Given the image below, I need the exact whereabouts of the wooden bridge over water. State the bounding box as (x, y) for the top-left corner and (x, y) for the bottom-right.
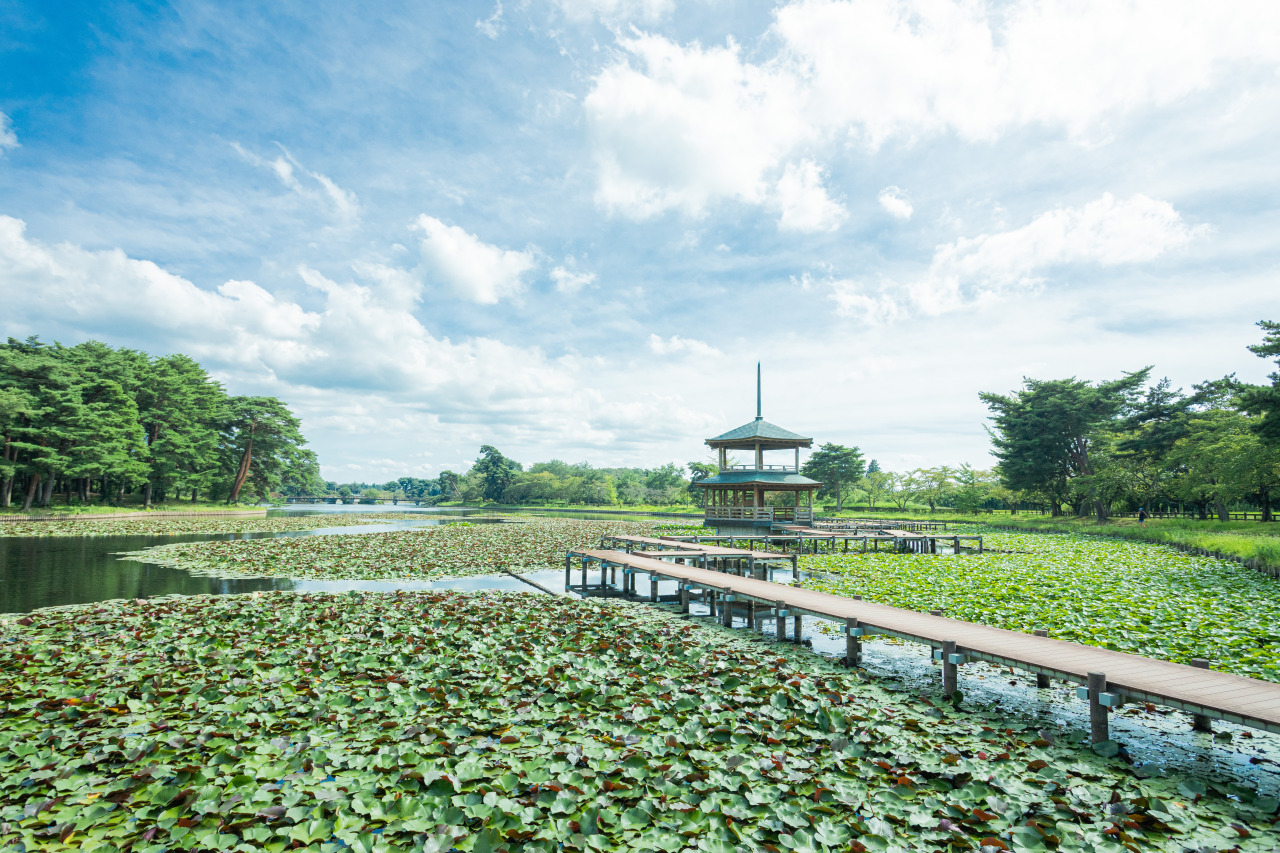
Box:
(564, 544), (1280, 743)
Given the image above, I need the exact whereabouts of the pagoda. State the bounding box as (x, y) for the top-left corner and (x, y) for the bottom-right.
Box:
(697, 365), (821, 528)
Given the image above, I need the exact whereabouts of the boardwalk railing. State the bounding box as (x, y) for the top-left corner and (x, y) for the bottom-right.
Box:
(564, 549), (1280, 743)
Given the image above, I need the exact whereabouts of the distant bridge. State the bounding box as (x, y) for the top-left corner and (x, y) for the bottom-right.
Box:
(282, 495), (430, 505)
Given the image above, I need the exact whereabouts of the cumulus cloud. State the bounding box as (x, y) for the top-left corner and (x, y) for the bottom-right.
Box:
(553, 0), (674, 24)
(585, 33), (808, 219)
(0, 215), (576, 402)
(232, 142), (359, 224)
(832, 193), (1208, 320)
(551, 263), (597, 294)
(413, 215), (537, 304)
(476, 2), (504, 38)
(775, 160), (847, 232)
(585, 0), (1280, 220)
(0, 113), (17, 153)
(647, 333), (721, 357)
(877, 186), (913, 220)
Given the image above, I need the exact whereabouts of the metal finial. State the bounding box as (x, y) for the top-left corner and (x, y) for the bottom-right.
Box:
(747, 361), (757, 417)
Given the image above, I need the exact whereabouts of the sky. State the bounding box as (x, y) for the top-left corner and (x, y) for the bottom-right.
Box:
(3, 0), (1280, 482)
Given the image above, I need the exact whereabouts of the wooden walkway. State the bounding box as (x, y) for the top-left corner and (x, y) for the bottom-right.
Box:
(661, 528), (983, 555)
(599, 534), (798, 577)
(565, 549), (1280, 741)
(814, 519), (951, 533)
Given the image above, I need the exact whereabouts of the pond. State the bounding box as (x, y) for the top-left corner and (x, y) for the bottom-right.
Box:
(0, 506), (601, 614)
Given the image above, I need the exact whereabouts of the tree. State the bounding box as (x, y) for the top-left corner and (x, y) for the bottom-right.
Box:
(1240, 320), (1280, 448)
(859, 470), (891, 509)
(981, 369), (1150, 521)
(474, 445), (520, 502)
(913, 466), (955, 513)
(686, 462), (717, 507)
(886, 471), (918, 510)
(800, 444), (865, 511)
(222, 396), (311, 503)
(436, 470), (460, 499)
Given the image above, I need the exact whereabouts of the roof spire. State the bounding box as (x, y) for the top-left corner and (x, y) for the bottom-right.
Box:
(756, 362), (762, 420)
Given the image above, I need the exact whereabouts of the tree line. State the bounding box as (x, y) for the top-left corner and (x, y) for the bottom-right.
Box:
(0, 337), (322, 510)
(346, 446), (708, 507)
(981, 321), (1280, 521)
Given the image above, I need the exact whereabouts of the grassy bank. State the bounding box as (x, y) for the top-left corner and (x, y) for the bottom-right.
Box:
(0, 500), (272, 518)
(977, 515), (1280, 573)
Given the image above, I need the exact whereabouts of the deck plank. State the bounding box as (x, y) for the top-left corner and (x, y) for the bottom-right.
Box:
(568, 549), (1280, 731)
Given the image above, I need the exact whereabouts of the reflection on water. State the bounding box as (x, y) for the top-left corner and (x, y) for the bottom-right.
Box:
(0, 506), (500, 614)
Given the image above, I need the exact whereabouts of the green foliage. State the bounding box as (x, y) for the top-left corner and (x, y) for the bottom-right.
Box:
(0, 337), (317, 510)
(0, 514), (399, 538)
(806, 530), (1280, 681)
(981, 370), (1150, 518)
(1240, 319), (1280, 448)
(2, 591), (1275, 852)
(800, 443), (865, 510)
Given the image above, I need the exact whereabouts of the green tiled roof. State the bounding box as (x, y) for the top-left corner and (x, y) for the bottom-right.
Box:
(696, 470), (821, 487)
(706, 417), (812, 446)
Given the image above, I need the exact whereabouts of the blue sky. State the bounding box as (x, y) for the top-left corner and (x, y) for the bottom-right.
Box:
(3, 0), (1280, 481)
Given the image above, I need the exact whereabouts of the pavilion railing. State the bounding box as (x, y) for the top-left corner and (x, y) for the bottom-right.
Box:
(704, 506), (814, 523)
(721, 464), (799, 473)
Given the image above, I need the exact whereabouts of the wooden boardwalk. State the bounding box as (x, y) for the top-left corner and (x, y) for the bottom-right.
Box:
(660, 528), (983, 555)
(565, 549), (1280, 741)
(599, 534), (798, 577)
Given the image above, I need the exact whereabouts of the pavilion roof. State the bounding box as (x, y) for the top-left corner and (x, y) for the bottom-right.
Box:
(696, 470), (821, 488)
(705, 417), (813, 450)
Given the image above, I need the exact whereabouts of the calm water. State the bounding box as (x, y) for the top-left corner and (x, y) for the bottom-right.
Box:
(0, 506), (537, 614)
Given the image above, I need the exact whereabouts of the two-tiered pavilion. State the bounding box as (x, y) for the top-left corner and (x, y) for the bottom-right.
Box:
(697, 368), (821, 528)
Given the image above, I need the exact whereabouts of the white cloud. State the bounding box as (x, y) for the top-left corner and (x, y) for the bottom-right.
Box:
(832, 193), (1208, 319)
(585, 33), (809, 219)
(551, 263), (597, 294)
(0, 113), (17, 153)
(775, 160), (847, 232)
(413, 215), (537, 304)
(553, 0), (674, 24)
(877, 186), (913, 220)
(476, 2), (504, 38)
(231, 142), (359, 224)
(584, 0), (1280, 220)
(647, 333), (721, 357)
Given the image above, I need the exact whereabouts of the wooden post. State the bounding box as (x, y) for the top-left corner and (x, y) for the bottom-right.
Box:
(564, 553), (572, 592)
(722, 593), (733, 627)
(845, 618), (860, 667)
(649, 577), (658, 603)
(942, 640), (958, 697)
(1033, 630), (1051, 687)
(708, 590), (717, 619)
(775, 604), (787, 642)
(929, 609), (943, 616)
(680, 584), (690, 614)
(746, 600), (756, 629)
(793, 614), (802, 644)
(1087, 672), (1109, 744)
(1190, 659), (1213, 732)
(580, 557), (587, 590)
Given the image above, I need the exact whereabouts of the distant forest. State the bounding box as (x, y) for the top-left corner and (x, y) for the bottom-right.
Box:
(0, 337), (321, 510)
